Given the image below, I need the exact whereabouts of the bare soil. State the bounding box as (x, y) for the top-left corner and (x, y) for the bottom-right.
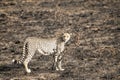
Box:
(0, 0), (120, 80)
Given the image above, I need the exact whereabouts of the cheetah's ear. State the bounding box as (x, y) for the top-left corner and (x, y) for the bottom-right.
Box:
(63, 32), (72, 36)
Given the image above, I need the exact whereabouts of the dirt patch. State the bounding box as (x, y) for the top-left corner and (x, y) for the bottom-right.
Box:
(0, 0), (120, 80)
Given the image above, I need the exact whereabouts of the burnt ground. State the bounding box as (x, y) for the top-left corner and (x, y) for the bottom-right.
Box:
(0, 0), (120, 80)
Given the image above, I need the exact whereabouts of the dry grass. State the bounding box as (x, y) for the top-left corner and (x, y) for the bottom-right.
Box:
(0, 0), (120, 80)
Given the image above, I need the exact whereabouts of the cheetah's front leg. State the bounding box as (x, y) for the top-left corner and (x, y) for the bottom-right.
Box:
(54, 54), (64, 71)
(57, 55), (64, 71)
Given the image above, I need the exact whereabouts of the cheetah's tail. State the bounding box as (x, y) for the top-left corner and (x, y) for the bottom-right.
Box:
(12, 40), (28, 65)
(12, 59), (22, 64)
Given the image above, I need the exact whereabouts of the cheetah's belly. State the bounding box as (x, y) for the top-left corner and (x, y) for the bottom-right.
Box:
(37, 41), (56, 55)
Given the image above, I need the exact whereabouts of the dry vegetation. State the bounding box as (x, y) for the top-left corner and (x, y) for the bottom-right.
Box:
(0, 0), (120, 80)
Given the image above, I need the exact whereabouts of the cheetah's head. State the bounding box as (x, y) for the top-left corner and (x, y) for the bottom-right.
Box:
(62, 33), (71, 43)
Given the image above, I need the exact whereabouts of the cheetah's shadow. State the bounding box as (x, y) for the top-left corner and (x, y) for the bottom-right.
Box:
(0, 63), (22, 72)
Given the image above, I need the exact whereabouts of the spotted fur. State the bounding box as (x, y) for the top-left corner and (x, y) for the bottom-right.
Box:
(13, 33), (71, 73)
